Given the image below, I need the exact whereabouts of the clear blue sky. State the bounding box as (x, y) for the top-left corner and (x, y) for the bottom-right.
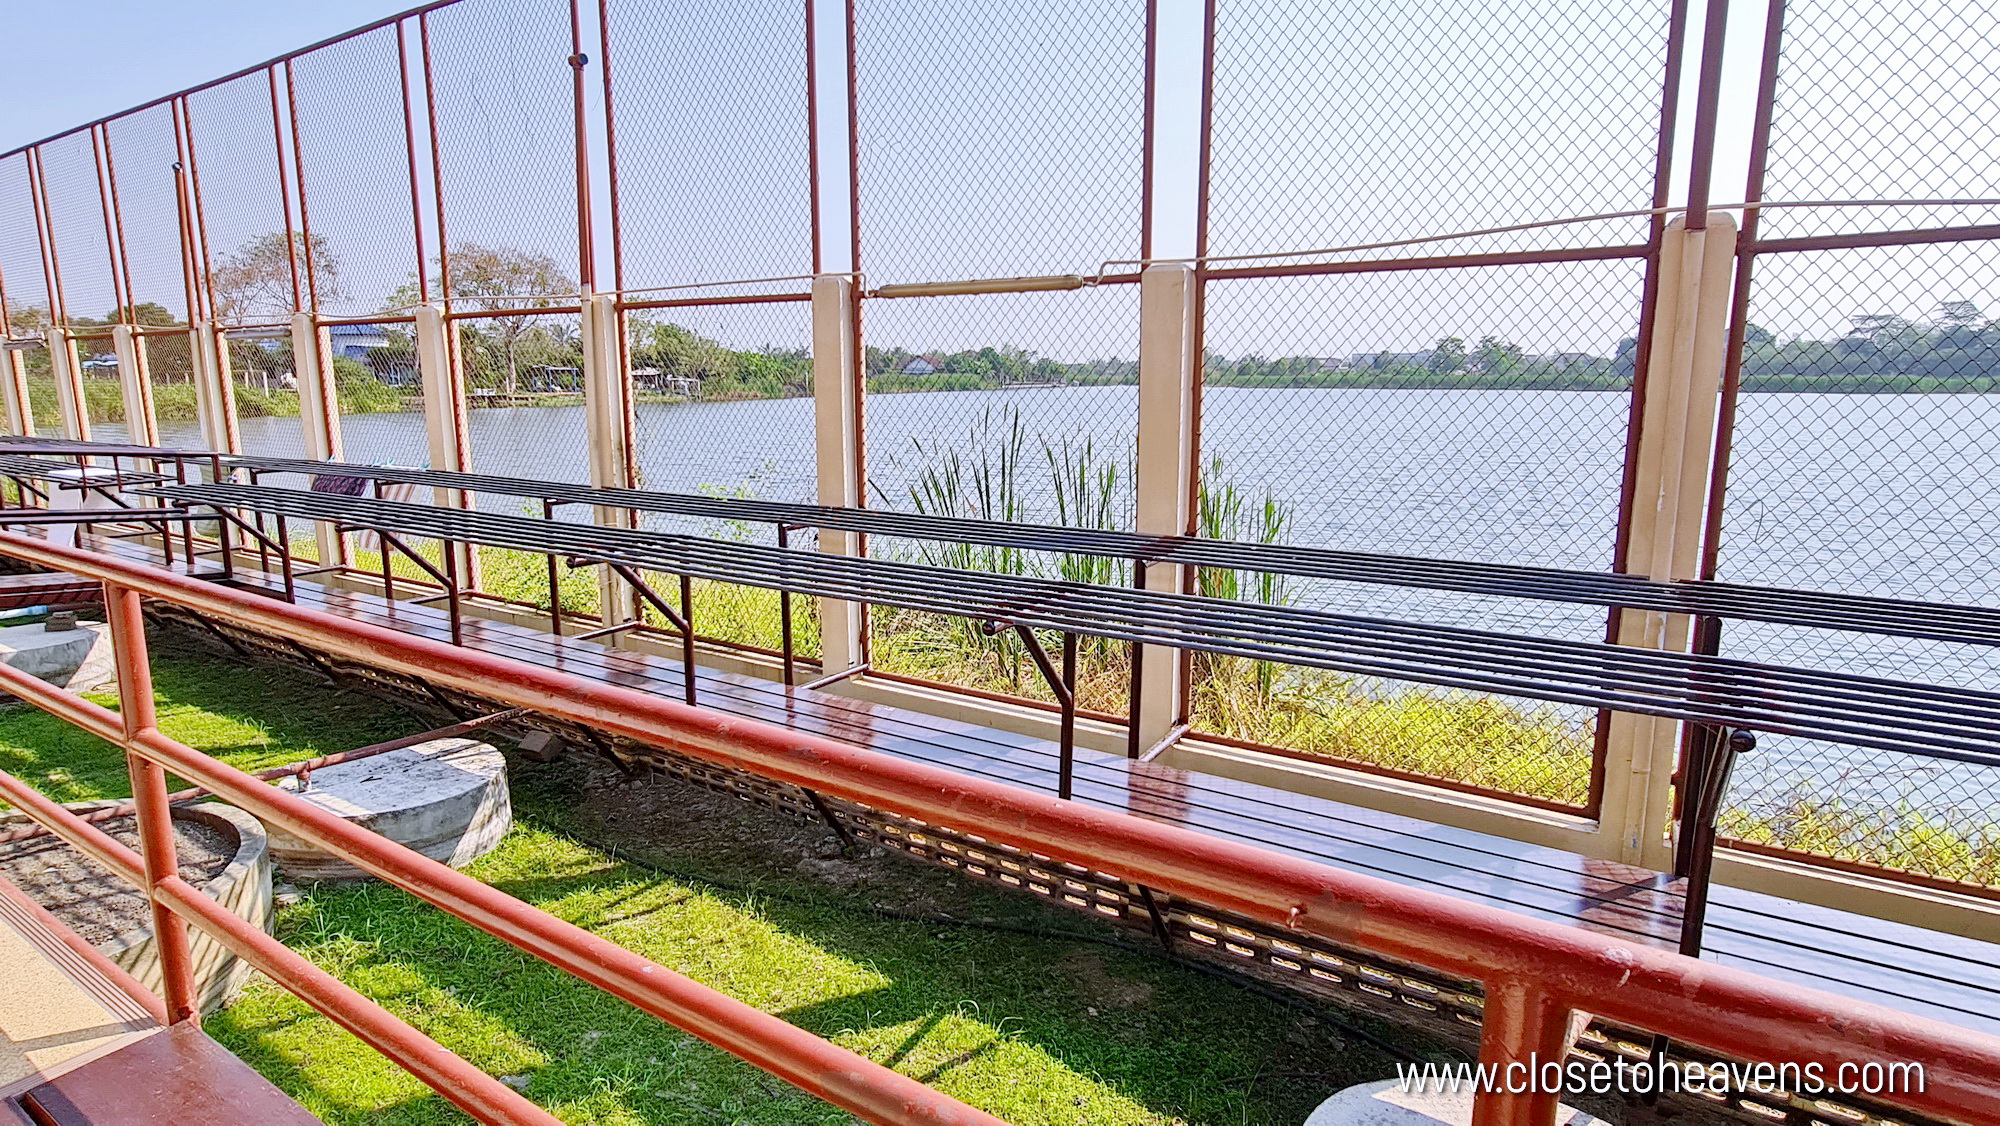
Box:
(2, 0), (405, 153)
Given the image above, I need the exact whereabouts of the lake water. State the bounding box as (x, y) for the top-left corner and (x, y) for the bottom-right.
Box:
(131, 385), (2000, 816)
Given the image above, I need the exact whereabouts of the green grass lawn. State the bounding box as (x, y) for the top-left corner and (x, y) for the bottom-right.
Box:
(0, 640), (1428, 1125)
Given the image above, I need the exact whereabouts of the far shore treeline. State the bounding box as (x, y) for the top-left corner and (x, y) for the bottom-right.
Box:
(11, 233), (2000, 421)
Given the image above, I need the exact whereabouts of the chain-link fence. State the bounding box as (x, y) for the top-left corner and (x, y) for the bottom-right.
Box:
(600, 0), (817, 287)
(1706, 0), (2000, 887)
(1191, 261), (1651, 807)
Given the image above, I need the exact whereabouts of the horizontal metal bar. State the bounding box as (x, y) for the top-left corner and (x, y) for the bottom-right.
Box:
(798, 662), (869, 692)
(571, 621), (643, 641)
(0, 606), (1008, 1126)
(1753, 222), (2000, 254)
(1199, 243), (1652, 280)
(1137, 722), (1192, 763)
(872, 274), (1089, 298)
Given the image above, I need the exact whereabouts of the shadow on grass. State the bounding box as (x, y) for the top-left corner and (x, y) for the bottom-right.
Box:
(210, 819), (1428, 1126)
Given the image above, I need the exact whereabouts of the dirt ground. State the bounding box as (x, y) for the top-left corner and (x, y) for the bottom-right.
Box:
(0, 816), (232, 945)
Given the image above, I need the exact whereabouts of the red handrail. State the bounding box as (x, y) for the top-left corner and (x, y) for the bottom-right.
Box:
(0, 577), (1007, 1126)
(1, 533), (1997, 1126)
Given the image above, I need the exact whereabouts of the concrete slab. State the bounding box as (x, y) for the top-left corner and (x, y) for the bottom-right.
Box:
(0, 622), (114, 696)
(1304, 1079), (1604, 1126)
(264, 737), (511, 882)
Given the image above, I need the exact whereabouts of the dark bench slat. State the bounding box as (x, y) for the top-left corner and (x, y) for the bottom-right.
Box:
(144, 481), (2000, 766)
(227, 454), (2000, 647)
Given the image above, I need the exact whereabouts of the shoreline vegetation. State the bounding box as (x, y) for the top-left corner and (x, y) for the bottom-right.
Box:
(44, 367), (2000, 430)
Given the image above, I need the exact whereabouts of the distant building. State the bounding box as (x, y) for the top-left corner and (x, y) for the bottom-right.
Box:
(328, 323), (392, 360)
(900, 355), (944, 375)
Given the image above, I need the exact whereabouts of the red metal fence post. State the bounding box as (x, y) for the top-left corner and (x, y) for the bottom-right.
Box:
(1469, 981), (1575, 1126)
(105, 581), (200, 1022)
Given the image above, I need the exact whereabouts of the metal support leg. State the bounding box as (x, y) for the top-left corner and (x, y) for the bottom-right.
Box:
(1673, 725), (1753, 958)
(105, 584), (198, 1023)
(1011, 624), (1078, 800)
(803, 789), (857, 852)
(679, 573), (697, 705)
(542, 501), (562, 636)
(378, 531), (461, 646)
(777, 525), (796, 686)
(604, 563), (697, 704)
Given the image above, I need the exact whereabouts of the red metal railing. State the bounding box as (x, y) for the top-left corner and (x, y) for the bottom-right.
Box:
(0, 536), (1997, 1126)
(0, 573), (1008, 1126)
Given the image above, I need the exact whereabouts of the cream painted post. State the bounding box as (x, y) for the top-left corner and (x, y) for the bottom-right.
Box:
(583, 293), (640, 629)
(47, 329), (88, 441)
(414, 303), (477, 582)
(190, 324), (240, 454)
(1, 348), (32, 436)
(1598, 212), (1739, 868)
(812, 275), (865, 675)
(111, 326), (158, 447)
(1132, 263), (1198, 747)
(291, 313), (347, 565)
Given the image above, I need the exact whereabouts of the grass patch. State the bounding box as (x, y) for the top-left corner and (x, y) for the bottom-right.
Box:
(0, 648), (427, 801)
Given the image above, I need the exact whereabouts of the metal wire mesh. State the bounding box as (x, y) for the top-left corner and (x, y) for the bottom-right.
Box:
(326, 321), (428, 468)
(1704, 0), (2000, 886)
(425, 0), (582, 302)
(3, 0), (1996, 895)
(859, 286), (1141, 712)
(626, 300), (816, 505)
(1753, 0), (2000, 242)
(849, 0), (1148, 282)
(0, 153), (53, 333)
(185, 74), (298, 326)
(600, 0), (815, 288)
(1202, 0), (1676, 260)
(287, 26), (425, 319)
(619, 298), (819, 657)
(1188, 263), (1647, 805)
(142, 330), (205, 449)
(72, 336), (127, 438)
(226, 341), (313, 461)
(1714, 241), (2000, 883)
(34, 134), (118, 328)
(456, 311), (589, 483)
(102, 105), (189, 325)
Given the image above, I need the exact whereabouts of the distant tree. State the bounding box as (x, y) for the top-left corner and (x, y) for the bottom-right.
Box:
(392, 244), (577, 394)
(630, 320), (736, 382)
(7, 305), (49, 336)
(1936, 300), (1984, 327)
(1743, 322), (1775, 346)
(1428, 336), (1466, 374)
(210, 232), (342, 322)
(1471, 336), (1524, 375)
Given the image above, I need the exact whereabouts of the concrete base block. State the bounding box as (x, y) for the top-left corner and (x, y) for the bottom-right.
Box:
(264, 737), (511, 882)
(101, 804), (273, 1015)
(0, 621), (114, 695)
(1305, 1079), (1604, 1126)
